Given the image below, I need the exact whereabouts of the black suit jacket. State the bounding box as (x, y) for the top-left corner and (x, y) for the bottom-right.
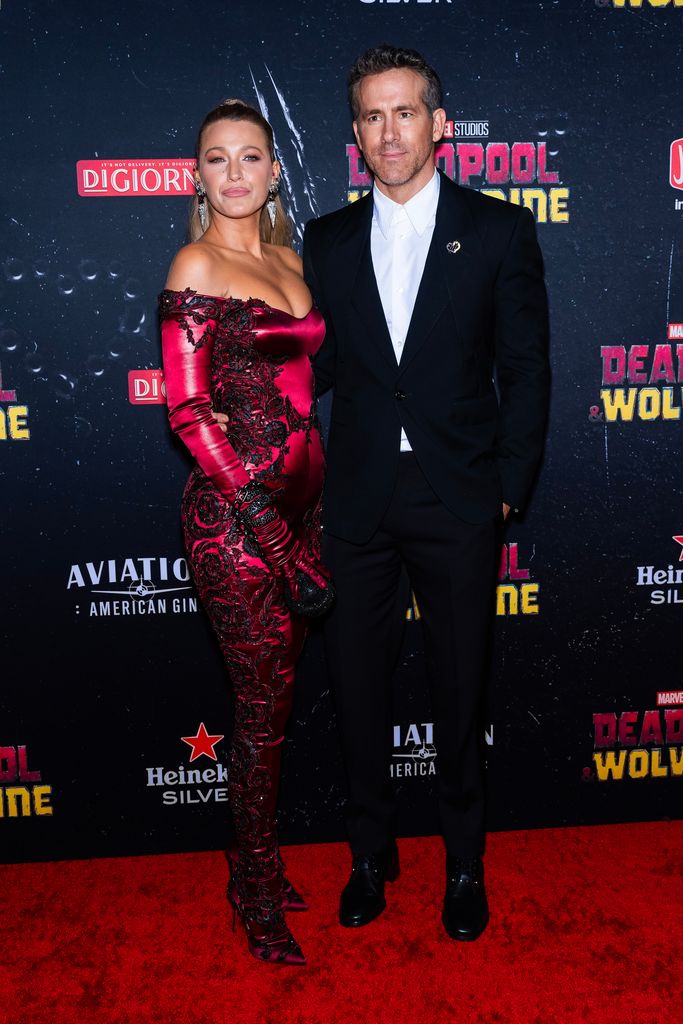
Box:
(303, 170), (550, 545)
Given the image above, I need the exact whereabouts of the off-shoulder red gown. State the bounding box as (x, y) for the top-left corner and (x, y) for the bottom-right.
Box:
(159, 287), (325, 912)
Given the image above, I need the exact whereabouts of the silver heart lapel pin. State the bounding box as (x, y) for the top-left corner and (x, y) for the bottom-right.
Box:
(446, 240), (461, 254)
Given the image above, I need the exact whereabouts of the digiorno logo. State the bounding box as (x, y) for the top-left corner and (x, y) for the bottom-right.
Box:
(0, 745), (52, 819)
(0, 364), (30, 442)
(129, 369), (166, 405)
(145, 723), (229, 807)
(67, 556), (198, 617)
(587, 693), (683, 783)
(76, 159), (195, 197)
(635, 535), (683, 606)
(593, 324), (683, 422)
(347, 117), (570, 224)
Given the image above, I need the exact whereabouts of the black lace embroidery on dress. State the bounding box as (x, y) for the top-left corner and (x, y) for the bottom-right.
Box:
(209, 298), (316, 487)
(159, 287), (227, 351)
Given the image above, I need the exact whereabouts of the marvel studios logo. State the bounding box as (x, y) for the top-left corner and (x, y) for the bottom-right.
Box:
(443, 120), (489, 139)
(129, 369), (166, 405)
(657, 691), (683, 706)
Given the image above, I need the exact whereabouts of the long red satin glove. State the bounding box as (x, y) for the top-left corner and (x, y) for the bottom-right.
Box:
(234, 483), (329, 595)
(160, 294), (325, 596)
(160, 297), (252, 501)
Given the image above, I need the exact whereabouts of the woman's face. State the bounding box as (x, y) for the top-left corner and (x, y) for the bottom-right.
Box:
(197, 118), (279, 224)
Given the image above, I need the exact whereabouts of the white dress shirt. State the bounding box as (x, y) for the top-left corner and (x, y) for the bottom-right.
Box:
(370, 169), (440, 452)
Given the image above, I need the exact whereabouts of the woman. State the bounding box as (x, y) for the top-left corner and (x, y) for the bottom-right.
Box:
(159, 99), (331, 966)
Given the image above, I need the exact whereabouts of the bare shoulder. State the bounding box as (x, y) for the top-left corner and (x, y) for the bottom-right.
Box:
(270, 244), (303, 276)
(164, 243), (219, 293)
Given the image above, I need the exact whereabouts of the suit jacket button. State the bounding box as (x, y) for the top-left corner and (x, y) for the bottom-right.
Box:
(395, 390), (407, 400)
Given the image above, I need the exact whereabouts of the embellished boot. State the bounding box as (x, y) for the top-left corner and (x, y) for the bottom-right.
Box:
(228, 853), (306, 966)
(227, 845), (308, 913)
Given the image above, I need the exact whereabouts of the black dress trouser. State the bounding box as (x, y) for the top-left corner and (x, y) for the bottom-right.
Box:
(323, 452), (500, 860)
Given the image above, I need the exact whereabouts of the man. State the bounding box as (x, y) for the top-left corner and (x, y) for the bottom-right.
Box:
(302, 45), (550, 941)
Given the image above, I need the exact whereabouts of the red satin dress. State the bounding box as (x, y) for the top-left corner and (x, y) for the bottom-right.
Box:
(159, 287), (325, 906)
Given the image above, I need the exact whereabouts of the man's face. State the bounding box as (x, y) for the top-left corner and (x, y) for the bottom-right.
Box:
(353, 68), (446, 199)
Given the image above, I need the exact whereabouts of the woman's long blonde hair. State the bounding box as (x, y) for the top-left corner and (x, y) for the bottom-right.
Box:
(189, 99), (293, 247)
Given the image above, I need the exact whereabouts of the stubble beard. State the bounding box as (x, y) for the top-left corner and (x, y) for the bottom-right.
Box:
(364, 145), (433, 190)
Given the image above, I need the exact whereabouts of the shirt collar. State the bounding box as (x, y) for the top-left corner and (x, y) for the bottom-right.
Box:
(372, 168), (440, 240)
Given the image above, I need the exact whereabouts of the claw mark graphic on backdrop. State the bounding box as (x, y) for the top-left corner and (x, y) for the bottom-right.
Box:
(249, 64), (320, 244)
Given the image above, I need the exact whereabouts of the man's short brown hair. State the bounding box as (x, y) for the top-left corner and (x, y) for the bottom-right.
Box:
(348, 45), (443, 119)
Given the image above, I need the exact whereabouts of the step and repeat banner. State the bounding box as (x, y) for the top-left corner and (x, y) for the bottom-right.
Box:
(2, 0), (682, 863)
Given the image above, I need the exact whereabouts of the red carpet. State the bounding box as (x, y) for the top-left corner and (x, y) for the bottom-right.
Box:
(2, 822), (681, 1024)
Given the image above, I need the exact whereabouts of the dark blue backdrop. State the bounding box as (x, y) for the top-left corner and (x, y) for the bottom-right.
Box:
(2, 0), (682, 862)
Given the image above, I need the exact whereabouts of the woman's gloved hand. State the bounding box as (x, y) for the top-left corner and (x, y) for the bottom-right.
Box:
(234, 482), (334, 617)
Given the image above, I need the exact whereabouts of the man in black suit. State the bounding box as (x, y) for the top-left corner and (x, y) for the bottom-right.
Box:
(303, 45), (549, 940)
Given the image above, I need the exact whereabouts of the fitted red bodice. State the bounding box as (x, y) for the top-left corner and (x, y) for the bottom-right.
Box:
(159, 288), (325, 519)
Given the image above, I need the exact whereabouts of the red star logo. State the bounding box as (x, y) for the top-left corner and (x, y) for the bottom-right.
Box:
(181, 722), (224, 762)
(674, 536), (683, 562)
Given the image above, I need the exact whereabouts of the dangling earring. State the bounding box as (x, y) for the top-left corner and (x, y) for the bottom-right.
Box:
(195, 179), (208, 232)
(267, 180), (279, 230)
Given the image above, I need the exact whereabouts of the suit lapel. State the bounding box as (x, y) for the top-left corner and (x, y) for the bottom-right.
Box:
(398, 172), (474, 374)
(336, 194), (397, 371)
(350, 240), (398, 370)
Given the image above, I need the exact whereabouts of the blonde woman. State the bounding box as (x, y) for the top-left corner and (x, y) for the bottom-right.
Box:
(160, 100), (331, 965)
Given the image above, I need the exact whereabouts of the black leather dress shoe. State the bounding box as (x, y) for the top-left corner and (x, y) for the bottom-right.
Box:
(339, 842), (400, 927)
(442, 855), (489, 941)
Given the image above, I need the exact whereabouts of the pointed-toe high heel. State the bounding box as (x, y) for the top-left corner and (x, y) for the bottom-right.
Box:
(227, 879), (306, 966)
